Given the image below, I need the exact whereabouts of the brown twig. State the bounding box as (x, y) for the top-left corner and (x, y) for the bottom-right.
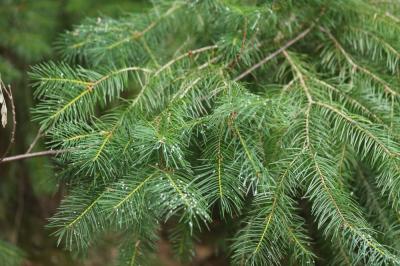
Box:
(0, 149), (68, 164)
(234, 26), (315, 81)
(0, 83), (16, 162)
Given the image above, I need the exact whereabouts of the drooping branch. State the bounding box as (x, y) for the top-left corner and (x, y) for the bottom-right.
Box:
(283, 51), (314, 148)
(0, 82), (16, 162)
(319, 26), (399, 97)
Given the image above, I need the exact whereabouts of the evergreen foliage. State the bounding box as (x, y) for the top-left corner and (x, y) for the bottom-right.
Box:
(31, 0), (400, 265)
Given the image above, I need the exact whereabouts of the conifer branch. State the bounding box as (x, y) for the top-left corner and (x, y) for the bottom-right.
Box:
(286, 225), (314, 259)
(253, 160), (292, 254)
(164, 172), (192, 209)
(283, 51), (314, 148)
(312, 154), (347, 223)
(49, 67), (151, 121)
(25, 1), (400, 264)
(39, 77), (92, 86)
(357, 168), (391, 229)
(112, 172), (156, 210)
(66, 192), (104, 229)
(130, 240), (140, 266)
(90, 45), (217, 162)
(320, 26), (399, 97)
(234, 126), (261, 175)
(315, 101), (397, 157)
(311, 77), (383, 123)
(309, 153), (396, 263)
(349, 26), (400, 58)
(337, 144), (347, 189)
(106, 3), (183, 50)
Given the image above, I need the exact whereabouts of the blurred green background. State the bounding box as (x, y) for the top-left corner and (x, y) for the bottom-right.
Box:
(0, 1), (152, 265)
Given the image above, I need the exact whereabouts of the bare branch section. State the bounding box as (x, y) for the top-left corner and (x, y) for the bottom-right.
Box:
(0, 149), (68, 164)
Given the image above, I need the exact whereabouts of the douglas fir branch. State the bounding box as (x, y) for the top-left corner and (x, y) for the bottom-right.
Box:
(21, 0), (400, 265)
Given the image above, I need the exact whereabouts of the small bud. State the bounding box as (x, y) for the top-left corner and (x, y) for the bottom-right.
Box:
(0, 80), (7, 128)
(1, 102), (6, 128)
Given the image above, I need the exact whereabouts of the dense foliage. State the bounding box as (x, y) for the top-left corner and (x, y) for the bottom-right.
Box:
(29, 0), (400, 265)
